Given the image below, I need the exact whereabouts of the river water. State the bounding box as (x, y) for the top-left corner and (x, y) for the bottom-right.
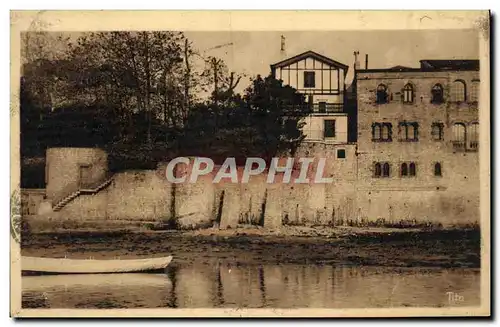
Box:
(22, 263), (480, 309)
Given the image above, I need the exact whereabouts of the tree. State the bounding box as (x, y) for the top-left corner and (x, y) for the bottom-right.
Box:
(182, 74), (308, 164)
(200, 56), (243, 105)
(62, 32), (188, 141)
(19, 32), (308, 173)
(20, 31), (198, 173)
(243, 74), (308, 159)
(20, 76), (47, 158)
(21, 31), (71, 110)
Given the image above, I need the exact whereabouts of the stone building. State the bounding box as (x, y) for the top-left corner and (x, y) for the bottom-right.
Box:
(354, 59), (480, 226)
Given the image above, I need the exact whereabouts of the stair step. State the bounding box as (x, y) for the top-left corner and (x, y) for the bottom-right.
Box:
(53, 177), (113, 211)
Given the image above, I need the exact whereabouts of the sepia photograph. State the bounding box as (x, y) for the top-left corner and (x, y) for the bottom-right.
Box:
(9, 10), (490, 318)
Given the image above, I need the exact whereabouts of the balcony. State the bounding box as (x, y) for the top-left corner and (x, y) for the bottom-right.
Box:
(309, 103), (344, 114)
(284, 103), (344, 115)
(452, 141), (479, 152)
(302, 129), (348, 142)
(469, 141), (479, 151)
(452, 141), (466, 151)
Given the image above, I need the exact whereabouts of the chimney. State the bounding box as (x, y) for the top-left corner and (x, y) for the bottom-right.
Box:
(280, 35), (287, 60)
(353, 51), (360, 70)
(365, 54), (368, 69)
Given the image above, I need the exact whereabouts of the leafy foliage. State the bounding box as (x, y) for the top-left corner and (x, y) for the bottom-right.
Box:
(20, 32), (309, 181)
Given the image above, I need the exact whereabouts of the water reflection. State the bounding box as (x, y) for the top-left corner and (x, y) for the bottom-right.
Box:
(164, 267), (178, 308)
(22, 263), (480, 309)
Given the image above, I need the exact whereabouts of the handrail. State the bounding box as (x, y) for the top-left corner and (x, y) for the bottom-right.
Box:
(301, 129), (349, 141)
(80, 172), (114, 191)
(52, 172), (114, 208)
(283, 103), (345, 114)
(51, 180), (80, 207)
(309, 103), (344, 113)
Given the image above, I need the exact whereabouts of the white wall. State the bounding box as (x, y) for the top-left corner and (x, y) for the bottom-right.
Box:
(302, 114), (348, 143)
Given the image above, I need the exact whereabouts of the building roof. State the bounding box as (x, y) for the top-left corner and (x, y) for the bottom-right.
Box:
(270, 50), (349, 73)
(419, 59), (480, 70)
(356, 59), (480, 74)
(388, 65), (414, 71)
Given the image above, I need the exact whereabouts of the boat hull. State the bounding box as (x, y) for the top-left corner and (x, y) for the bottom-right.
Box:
(21, 256), (173, 274)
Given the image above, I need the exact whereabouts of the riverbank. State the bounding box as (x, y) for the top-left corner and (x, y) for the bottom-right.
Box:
(21, 226), (480, 268)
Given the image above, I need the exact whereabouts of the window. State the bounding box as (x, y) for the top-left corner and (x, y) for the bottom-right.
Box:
(372, 123), (381, 140)
(431, 122), (444, 141)
(374, 162), (382, 177)
(401, 163), (408, 176)
(337, 149), (346, 159)
(324, 119), (336, 138)
(431, 84), (444, 104)
(470, 80), (480, 103)
(304, 71), (315, 88)
(469, 122), (479, 150)
(452, 122), (466, 150)
(376, 84), (389, 104)
(451, 80), (466, 103)
(318, 101), (327, 113)
(401, 162), (416, 177)
(374, 162), (390, 178)
(372, 122), (392, 142)
(409, 162), (416, 176)
(399, 121), (419, 141)
(434, 162), (442, 177)
(403, 83), (414, 104)
(382, 163), (390, 177)
(381, 124), (391, 140)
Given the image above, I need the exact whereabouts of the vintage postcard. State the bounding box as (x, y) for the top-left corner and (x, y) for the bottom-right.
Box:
(10, 10), (491, 318)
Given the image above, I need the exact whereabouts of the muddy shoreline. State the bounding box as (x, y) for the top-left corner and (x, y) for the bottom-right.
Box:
(20, 227), (480, 268)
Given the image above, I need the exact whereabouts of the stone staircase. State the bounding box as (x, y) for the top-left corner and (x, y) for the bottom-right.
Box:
(52, 175), (114, 212)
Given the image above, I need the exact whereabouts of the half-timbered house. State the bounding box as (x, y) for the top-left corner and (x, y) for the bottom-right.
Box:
(270, 51), (350, 143)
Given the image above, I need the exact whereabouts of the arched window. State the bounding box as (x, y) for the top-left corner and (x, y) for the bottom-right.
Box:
(372, 123), (392, 141)
(382, 163), (390, 177)
(409, 162), (416, 176)
(403, 83), (414, 104)
(399, 122), (419, 141)
(434, 162), (442, 177)
(452, 122), (466, 150)
(401, 163), (408, 176)
(431, 83), (444, 104)
(431, 122), (444, 141)
(372, 123), (382, 140)
(451, 80), (466, 103)
(470, 80), (480, 103)
(376, 84), (389, 104)
(374, 162), (382, 177)
(469, 122), (479, 150)
(382, 123), (392, 141)
(453, 123), (466, 141)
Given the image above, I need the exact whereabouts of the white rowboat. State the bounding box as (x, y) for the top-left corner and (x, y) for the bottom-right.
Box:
(22, 256), (173, 274)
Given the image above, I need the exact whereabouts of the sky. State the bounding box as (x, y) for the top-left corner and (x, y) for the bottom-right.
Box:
(184, 29), (479, 91)
(33, 29), (480, 94)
